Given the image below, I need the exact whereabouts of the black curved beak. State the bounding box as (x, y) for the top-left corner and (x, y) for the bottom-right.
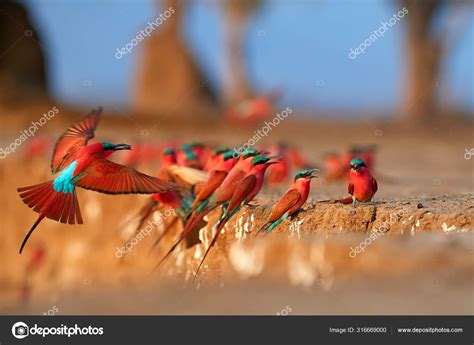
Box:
(309, 168), (320, 179)
(113, 143), (131, 151)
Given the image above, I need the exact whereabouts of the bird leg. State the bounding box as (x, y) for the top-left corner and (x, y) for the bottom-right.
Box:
(352, 196), (358, 208)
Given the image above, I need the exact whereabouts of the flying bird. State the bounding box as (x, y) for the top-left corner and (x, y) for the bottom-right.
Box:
(17, 107), (179, 254)
(257, 169), (319, 235)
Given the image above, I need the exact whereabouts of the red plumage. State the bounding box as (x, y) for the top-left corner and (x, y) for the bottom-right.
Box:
(18, 107), (179, 254)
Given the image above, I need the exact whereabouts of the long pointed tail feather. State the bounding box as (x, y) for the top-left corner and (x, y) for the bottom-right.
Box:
(148, 216), (179, 254)
(192, 217), (227, 283)
(256, 222), (271, 235)
(153, 210), (211, 271)
(134, 199), (157, 237)
(336, 196), (353, 204)
(19, 214), (46, 254)
(17, 181), (82, 253)
(152, 231), (187, 272)
(153, 203), (223, 272)
(193, 203), (247, 281)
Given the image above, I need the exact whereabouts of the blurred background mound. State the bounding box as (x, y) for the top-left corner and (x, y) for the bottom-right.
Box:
(0, 0), (48, 105)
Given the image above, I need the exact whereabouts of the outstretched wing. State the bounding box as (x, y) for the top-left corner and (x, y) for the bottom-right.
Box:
(266, 189), (300, 223)
(51, 107), (102, 174)
(75, 159), (179, 195)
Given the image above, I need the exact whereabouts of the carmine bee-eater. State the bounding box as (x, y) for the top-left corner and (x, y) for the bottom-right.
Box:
(189, 142), (211, 168)
(184, 148), (261, 226)
(154, 150), (262, 270)
(190, 151), (238, 211)
(179, 146), (202, 170)
(257, 169), (319, 235)
(203, 146), (230, 172)
(17, 107), (179, 254)
(266, 143), (290, 185)
(337, 157), (378, 207)
(130, 147), (182, 236)
(193, 155), (277, 280)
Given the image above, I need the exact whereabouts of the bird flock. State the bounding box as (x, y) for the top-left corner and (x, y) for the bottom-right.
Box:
(17, 108), (378, 281)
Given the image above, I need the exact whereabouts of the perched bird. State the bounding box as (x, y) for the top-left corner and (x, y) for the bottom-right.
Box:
(203, 146), (230, 172)
(129, 147), (182, 238)
(337, 157), (378, 207)
(152, 147), (183, 207)
(17, 107), (179, 253)
(177, 144), (202, 170)
(193, 155), (277, 280)
(189, 142), (211, 168)
(211, 149), (261, 204)
(190, 151), (237, 212)
(154, 150), (261, 270)
(124, 147), (209, 255)
(257, 169), (319, 234)
(286, 146), (311, 170)
(266, 143), (290, 185)
(323, 152), (346, 181)
(324, 145), (377, 182)
(183, 148), (260, 231)
(226, 96), (273, 126)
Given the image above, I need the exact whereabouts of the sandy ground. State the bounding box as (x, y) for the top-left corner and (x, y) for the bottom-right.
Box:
(0, 105), (472, 314)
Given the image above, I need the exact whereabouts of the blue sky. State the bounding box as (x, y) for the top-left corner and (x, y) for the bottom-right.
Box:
(23, 0), (474, 115)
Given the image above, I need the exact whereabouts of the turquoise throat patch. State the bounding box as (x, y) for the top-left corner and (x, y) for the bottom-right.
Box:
(53, 161), (77, 193)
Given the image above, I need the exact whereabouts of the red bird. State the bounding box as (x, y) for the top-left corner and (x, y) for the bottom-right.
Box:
(257, 169), (319, 234)
(129, 147), (182, 239)
(191, 151), (237, 211)
(190, 142), (210, 168)
(151, 147), (181, 208)
(193, 155), (277, 280)
(203, 146), (230, 172)
(338, 157), (378, 207)
(17, 107), (178, 253)
(226, 96), (273, 126)
(323, 152), (347, 181)
(266, 144), (290, 185)
(154, 150), (261, 270)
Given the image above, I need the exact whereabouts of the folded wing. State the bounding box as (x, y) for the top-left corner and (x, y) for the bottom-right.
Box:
(267, 189), (300, 223)
(227, 174), (257, 213)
